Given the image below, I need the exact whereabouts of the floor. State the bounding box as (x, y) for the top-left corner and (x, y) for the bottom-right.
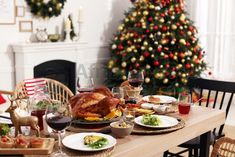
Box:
(160, 125), (235, 157)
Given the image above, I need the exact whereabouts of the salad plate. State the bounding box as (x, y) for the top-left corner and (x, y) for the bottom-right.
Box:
(62, 132), (116, 151)
(142, 95), (177, 104)
(134, 115), (179, 129)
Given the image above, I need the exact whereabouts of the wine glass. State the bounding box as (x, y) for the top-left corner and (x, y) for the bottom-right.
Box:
(77, 77), (94, 93)
(128, 70), (144, 88)
(111, 87), (124, 99)
(178, 91), (192, 114)
(45, 102), (72, 157)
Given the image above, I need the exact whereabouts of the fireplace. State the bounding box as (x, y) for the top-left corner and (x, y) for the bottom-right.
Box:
(34, 60), (76, 94)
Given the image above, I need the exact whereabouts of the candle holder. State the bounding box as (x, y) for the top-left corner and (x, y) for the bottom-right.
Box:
(65, 29), (72, 42)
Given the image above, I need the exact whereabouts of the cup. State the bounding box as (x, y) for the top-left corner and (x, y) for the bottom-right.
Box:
(123, 108), (135, 123)
(178, 92), (192, 114)
(111, 87), (124, 99)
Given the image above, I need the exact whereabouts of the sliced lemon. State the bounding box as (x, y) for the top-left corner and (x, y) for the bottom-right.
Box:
(104, 109), (122, 120)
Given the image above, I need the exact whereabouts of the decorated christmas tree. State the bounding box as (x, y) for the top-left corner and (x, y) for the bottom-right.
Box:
(106, 0), (207, 95)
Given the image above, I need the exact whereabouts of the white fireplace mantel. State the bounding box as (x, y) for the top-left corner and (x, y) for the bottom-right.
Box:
(12, 41), (88, 83)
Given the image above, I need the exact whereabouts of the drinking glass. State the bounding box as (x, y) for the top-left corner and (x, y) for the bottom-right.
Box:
(178, 91), (192, 114)
(128, 70), (144, 88)
(77, 77), (94, 93)
(45, 102), (72, 157)
(111, 87), (124, 99)
(123, 108), (135, 124)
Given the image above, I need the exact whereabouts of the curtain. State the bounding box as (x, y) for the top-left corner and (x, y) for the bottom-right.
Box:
(186, 0), (235, 80)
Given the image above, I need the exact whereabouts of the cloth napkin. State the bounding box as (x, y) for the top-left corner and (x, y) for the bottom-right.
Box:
(0, 94), (6, 105)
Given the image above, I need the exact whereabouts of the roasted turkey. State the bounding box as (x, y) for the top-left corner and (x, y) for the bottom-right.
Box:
(69, 87), (120, 118)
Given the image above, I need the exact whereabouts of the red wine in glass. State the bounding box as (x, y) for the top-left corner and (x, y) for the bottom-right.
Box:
(46, 116), (72, 131)
(129, 79), (144, 87)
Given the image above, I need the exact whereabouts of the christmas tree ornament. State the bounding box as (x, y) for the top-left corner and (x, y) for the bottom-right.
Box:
(171, 24), (177, 30)
(145, 77), (150, 83)
(139, 55), (145, 61)
(154, 60), (160, 66)
(163, 78), (169, 84)
(131, 57), (137, 63)
(143, 11), (149, 16)
(146, 64), (151, 69)
(111, 44), (117, 50)
(121, 62), (127, 68)
(122, 75), (127, 80)
(179, 39), (186, 45)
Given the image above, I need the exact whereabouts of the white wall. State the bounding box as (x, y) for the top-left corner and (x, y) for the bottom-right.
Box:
(0, 0), (131, 90)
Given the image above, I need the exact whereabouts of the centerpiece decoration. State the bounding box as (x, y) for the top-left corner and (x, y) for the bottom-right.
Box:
(25, 0), (67, 18)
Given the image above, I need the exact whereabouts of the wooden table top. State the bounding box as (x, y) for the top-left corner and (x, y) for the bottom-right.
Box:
(25, 106), (225, 157)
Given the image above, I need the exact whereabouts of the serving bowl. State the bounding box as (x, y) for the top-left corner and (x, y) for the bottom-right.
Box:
(110, 121), (134, 138)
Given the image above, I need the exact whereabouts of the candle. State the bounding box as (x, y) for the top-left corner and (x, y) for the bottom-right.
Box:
(65, 18), (71, 30)
(78, 6), (84, 23)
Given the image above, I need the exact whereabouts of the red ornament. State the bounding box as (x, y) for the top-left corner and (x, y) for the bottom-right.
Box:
(171, 75), (176, 79)
(164, 54), (169, 59)
(134, 33), (139, 37)
(179, 52), (185, 58)
(162, 26), (168, 32)
(153, 25), (159, 30)
(127, 40), (132, 45)
(189, 26), (194, 32)
(180, 31), (184, 35)
(166, 72), (170, 76)
(143, 51), (150, 57)
(160, 13), (165, 17)
(118, 44), (123, 50)
(148, 17), (153, 22)
(175, 7), (181, 13)
(135, 63), (140, 68)
(154, 61), (160, 66)
(186, 42), (191, 47)
(176, 22), (181, 27)
(145, 29), (150, 33)
(116, 51), (120, 55)
(166, 64), (170, 68)
(169, 53), (174, 58)
(157, 47), (162, 52)
(185, 63), (191, 69)
(142, 34), (145, 39)
(172, 67), (176, 71)
(122, 52), (127, 57)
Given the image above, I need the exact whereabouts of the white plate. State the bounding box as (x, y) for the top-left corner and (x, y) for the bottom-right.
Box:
(134, 115), (179, 128)
(62, 132), (116, 151)
(142, 95), (177, 104)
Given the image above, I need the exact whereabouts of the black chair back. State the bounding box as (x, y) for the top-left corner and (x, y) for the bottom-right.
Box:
(188, 77), (235, 136)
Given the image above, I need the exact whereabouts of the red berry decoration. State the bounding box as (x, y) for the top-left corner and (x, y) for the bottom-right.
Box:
(118, 44), (123, 50)
(154, 61), (160, 66)
(185, 63), (191, 69)
(143, 51), (150, 57)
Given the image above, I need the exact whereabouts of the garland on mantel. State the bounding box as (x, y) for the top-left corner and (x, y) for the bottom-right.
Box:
(25, 0), (66, 18)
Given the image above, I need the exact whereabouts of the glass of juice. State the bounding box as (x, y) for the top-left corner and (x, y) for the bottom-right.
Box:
(178, 91), (192, 114)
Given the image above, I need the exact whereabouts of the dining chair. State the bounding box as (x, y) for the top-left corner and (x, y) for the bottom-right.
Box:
(13, 78), (74, 108)
(211, 137), (235, 157)
(164, 77), (235, 157)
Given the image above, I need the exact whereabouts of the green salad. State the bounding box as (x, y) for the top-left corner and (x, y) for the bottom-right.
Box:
(141, 114), (161, 126)
(84, 135), (108, 149)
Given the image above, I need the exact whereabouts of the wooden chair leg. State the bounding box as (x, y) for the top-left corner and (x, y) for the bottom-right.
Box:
(188, 149), (193, 157)
(194, 148), (198, 157)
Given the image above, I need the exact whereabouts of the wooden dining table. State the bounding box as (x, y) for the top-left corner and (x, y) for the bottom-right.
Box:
(24, 105), (225, 157)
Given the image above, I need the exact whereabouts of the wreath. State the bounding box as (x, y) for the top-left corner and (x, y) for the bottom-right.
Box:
(25, 0), (66, 18)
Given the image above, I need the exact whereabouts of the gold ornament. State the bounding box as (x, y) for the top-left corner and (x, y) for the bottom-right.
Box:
(112, 67), (119, 73)
(149, 34), (154, 38)
(179, 39), (186, 45)
(182, 73), (186, 77)
(171, 24), (177, 30)
(127, 47), (132, 52)
(125, 18), (129, 22)
(118, 25), (124, 31)
(143, 11), (149, 16)
(159, 18), (165, 23)
(180, 14), (186, 22)
(175, 83), (179, 87)
(143, 41), (148, 46)
(122, 75), (127, 80)
(141, 46), (145, 50)
(163, 78), (169, 84)
(121, 62), (127, 68)
(139, 56), (145, 61)
(148, 47), (153, 51)
(132, 12), (137, 17)
(151, 54), (155, 58)
(146, 64), (151, 69)
(181, 59), (185, 63)
(149, 5), (155, 9)
(187, 31), (192, 36)
(145, 77), (150, 83)
(131, 57), (136, 63)
(173, 55), (178, 60)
